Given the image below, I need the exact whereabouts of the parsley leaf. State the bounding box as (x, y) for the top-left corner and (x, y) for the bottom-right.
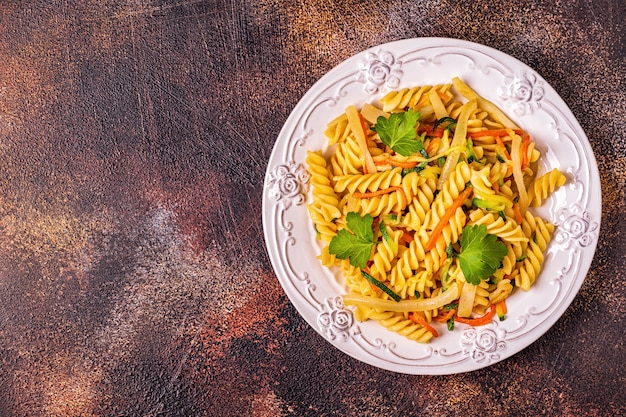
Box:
(328, 212), (375, 268)
(457, 224), (507, 285)
(372, 108), (422, 156)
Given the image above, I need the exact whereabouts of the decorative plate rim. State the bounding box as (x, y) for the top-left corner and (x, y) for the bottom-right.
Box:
(262, 37), (601, 375)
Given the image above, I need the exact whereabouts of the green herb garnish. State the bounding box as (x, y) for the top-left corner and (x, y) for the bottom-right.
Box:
(457, 224), (508, 285)
(328, 212), (375, 269)
(371, 109), (422, 156)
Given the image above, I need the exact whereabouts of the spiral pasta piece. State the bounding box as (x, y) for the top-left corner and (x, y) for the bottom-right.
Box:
(306, 151), (341, 221)
(330, 134), (363, 176)
(324, 113), (350, 145)
(401, 177), (437, 231)
(377, 312), (434, 343)
(467, 209), (528, 244)
(521, 210), (554, 241)
(528, 168), (566, 207)
(516, 240), (544, 291)
(389, 238), (423, 290)
(333, 167), (403, 193)
(488, 160), (511, 184)
(380, 84), (450, 112)
(473, 280), (491, 310)
(501, 242), (519, 275)
(368, 226), (403, 282)
(341, 259), (364, 292)
(489, 279), (513, 304)
(423, 161), (471, 231)
(470, 166), (496, 196)
(391, 207), (465, 295)
(516, 212), (554, 290)
(317, 244), (337, 267)
(307, 205), (337, 242)
(354, 191), (406, 217)
(401, 172), (431, 202)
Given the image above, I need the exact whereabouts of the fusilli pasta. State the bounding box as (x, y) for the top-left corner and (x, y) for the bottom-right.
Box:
(306, 77), (566, 342)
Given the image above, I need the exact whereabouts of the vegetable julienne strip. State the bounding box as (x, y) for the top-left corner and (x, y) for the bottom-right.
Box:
(436, 100), (477, 190)
(346, 105), (376, 174)
(417, 125), (446, 138)
(343, 284), (459, 312)
(401, 231), (414, 244)
(424, 186), (473, 251)
(410, 312), (439, 337)
(352, 186), (408, 210)
(521, 133), (531, 169)
(510, 131), (529, 214)
(425, 137), (440, 156)
(452, 77), (519, 130)
(433, 116), (457, 130)
(374, 145), (465, 168)
(494, 136), (511, 160)
(434, 308), (456, 323)
(495, 300), (507, 321)
(374, 158), (417, 168)
(361, 270), (401, 302)
(454, 304), (496, 326)
(352, 186), (404, 199)
(468, 129), (524, 138)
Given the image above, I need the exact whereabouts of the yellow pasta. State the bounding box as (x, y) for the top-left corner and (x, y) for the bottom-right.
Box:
(330, 134), (364, 176)
(306, 78), (566, 342)
(368, 226), (403, 281)
(333, 167), (403, 194)
(307, 151), (342, 221)
(324, 113), (350, 145)
(528, 168), (567, 207)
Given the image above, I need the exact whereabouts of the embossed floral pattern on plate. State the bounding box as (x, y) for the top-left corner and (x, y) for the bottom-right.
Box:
(266, 162), (310, 209)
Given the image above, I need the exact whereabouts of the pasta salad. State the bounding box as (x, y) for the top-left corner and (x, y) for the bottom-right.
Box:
(306, 77), (566, 343)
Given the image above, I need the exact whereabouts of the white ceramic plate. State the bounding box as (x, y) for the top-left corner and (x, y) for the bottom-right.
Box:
(262, 38), (601, 375)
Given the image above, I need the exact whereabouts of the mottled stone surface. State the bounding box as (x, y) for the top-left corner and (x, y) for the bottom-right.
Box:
(0, 1), (623, 416)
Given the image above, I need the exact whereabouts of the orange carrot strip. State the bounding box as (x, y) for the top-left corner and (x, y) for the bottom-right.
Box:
(512, 202), (523, 224)
(424, 187), (473, 251)
(374, 158), (418, 168)
(401, 231), (414, 244)
(454, 305), (496, 326)
(521, 134), (531, 169)
(495, 300), (507, 320)
(410, 312), (439, 337)
(468, 129), (524, 138)
(492, 180), (500, 194)
(495, 136), (511, 160)
(426, 137), (440, 156)
(356, 112), (376, 174)
(438, 252), (448, 268)
(434, 308), (456, 323)
(353, 186), (408, 209)
(417, 125), (445, 138)
(352, 187), (402, 198)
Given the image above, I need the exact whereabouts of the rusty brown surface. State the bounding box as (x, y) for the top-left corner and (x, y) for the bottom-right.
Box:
(0, 1), (623, 416)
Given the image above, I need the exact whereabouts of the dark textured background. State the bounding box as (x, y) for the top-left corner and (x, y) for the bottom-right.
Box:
(0, 1), (624, 416)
